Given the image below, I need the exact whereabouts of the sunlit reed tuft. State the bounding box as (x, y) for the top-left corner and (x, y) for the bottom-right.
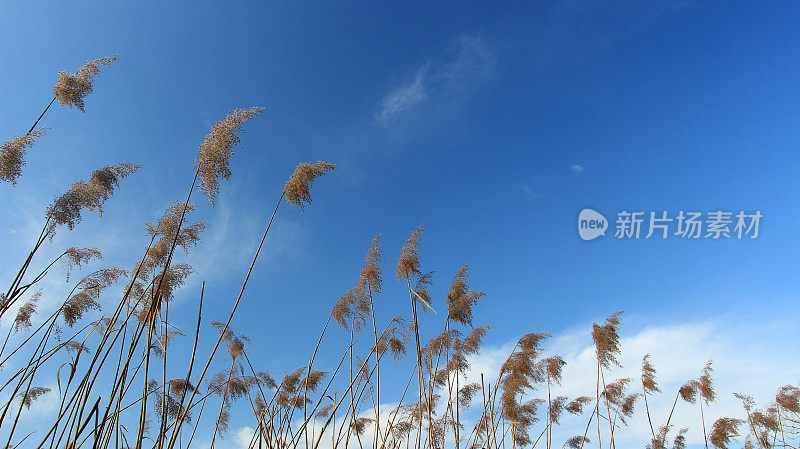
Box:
(53, 56), (118, 111)
(0, 128), (47, 184)
(194, 107), (265, 205)
(46, 163), (139, 236)
(283, 161), (336, 210)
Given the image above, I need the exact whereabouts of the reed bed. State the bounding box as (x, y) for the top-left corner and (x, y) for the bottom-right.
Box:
(0, 55), (796, 449)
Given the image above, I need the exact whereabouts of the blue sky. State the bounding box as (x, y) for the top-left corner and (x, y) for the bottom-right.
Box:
(2, 1), (800, 447)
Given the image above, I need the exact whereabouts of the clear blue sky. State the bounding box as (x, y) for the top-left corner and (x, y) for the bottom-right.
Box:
(2, 1), (799, 447)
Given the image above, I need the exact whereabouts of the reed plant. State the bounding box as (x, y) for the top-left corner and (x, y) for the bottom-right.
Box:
(0, 55), (795, 449)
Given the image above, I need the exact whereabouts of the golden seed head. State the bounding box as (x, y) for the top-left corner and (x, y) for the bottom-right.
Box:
(195, 107), (265, 206)
(396, 225), (423, 280)
(0, 128), (47, 185)
(46, 163), (139, 237)
(283, 161), (336, 210)
(53, 56), (118, 111)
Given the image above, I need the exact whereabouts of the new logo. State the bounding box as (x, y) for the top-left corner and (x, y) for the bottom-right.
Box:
(578, 208), (608, 241)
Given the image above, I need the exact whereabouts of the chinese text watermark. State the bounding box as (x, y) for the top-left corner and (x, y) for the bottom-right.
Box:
(578, 209), (762, 241)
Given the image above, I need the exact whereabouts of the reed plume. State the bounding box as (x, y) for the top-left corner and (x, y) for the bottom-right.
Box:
(566, 396), (592, 415)
(698, 360), (715, 404)
(63, 247), (102, 280)
(642, 354), (660, 393)
(776, 385), (800, 413)
(13, 291), (41, 332)
(17, 386), (51, 409)
(445, 265), (485, 326)
(709, 417), (743, 448)
(565, 435), (590, 448)
(672, 428), (688, 449)
(592, 311), (623, 368)
(194, 107), (265, 206)
(283, 161), (336, 210)
(0, 128), (47, 185)
(53, 56), (118, 111)
(46, 163), (139, 235)
(396, 225), (423, 280)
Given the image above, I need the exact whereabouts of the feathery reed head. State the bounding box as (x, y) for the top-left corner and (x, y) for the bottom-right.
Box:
(564, 436), (590, 449)
(543, 355), (566, 384)
(565, 396), (592, 415)
(709, 417), (743, 449)
(699, 359), (715, 403)
(145, 201), (206, 268)
(332, 285), (369, 331)
(59, 268), (124, 327)
(0, 128), (47, 184)
(359, 234), (384, 293)
(673, 428), (688, 449)
(283, 161), (336, 210)
(64, 340), (90, 355)
(642, 353), (660, 393)
(46, 163), (139, 236)
(63, 247), (102, 281)
(620, 393), (640, 421)
(53, 56), (118, 111)
(62, 290), (101, 327)
(195, 107), (265, 206)
(18, 386), (51, 409)
(549, 396), (568, 424)
(396, 225), (423, 280)
(592, 311), (623, 368)
(601, 378), (632, 406)
(776, 385), (800, 413)
(678, 380), (699, 403)
(168, 379), (196, 397)
(647, 426), (670, 449)
(14, 291), (41, 332)
(446, 265), (485, 326)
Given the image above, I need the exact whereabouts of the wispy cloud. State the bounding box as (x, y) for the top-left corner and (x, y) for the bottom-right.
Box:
(570, 164), (585, 175)
(376, 71), (428, 125)
(375, 35), (495, 131)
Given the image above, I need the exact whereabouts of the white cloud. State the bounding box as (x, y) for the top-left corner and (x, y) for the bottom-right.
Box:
(377, 71), (429, 125)
(571, 164), (585, 175)
(375, 35), (495, 130)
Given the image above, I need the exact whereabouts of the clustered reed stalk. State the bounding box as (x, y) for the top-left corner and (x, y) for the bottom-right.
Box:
(0, 55), (795, 449)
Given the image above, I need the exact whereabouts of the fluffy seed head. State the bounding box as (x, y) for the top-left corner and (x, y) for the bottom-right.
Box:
(445, 265), (485, 326)
(0, 128), (47, 184)
(642, 354), (660, 393)
(359, 235), (384, 293)
(283, 161), (336, 210)
(63, 247), (102, 281)
(53, 56), (118, 111)
(565, 396), (592, 415)
(564, 436), (590, 449)
(14, 291), (42, 332)
(543, 355), (566, 384)
(776, 385), (800, 413)
(396, 225), (423, 280)
(46, 163), (139, 236)
(194, 107), (265, 205)
(699, 360), (715, 403)
(145, 202), (206, 268)
(709, 417), (743, 449)
(549, 396), (568, 424)
(673, 428), (688, 449)
(679, 381), (699, 403)
(18, 386), (51, 409)
(592, 311), (623, 368)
